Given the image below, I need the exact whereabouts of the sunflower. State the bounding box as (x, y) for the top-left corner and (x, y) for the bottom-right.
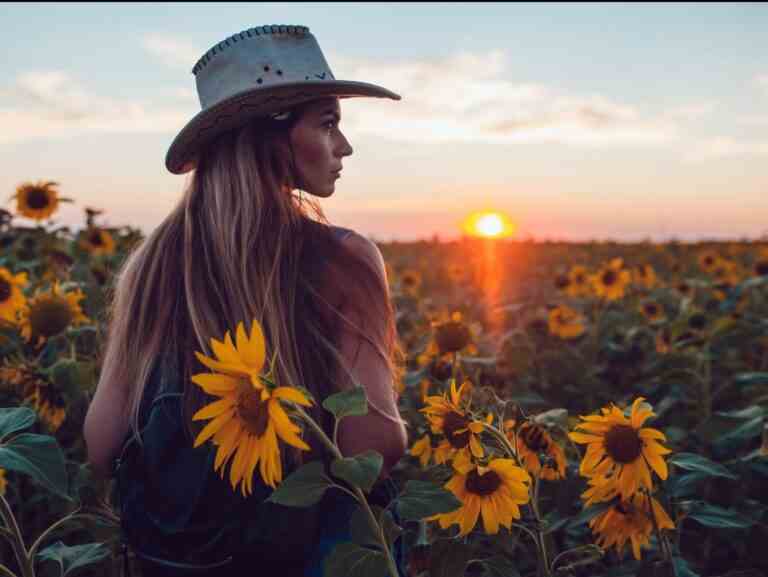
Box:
(639, 300), (666, 323)
(710, 258), (742, 287)
(553, 272), (571, 292)
(632, 264), (657, 289)
(591, 258), (632, 301)
(11, 181), (69, 222)
(753, 255), (768, 277)
(697, 250), (721, 274)
(191, 319), (313, 495)
(569, 398), (670, 500)
(410, 434), (433, 469)
(17, 281), (90, 347)
(427, 459), (531, 537)
(0, 469), (6, 495)
(79, 227), (116, 256)
(0, 267), (28, 324)
(565, 265), (593, 298)
(23, 382), (67, 432)
(547, 305), (585, 340)
(506, 420), (567, 481)
(589, 492), (674, 561)
(432, 311), (472, 355)
(399, 269), (422, 296)
(421, 379), (485, 473)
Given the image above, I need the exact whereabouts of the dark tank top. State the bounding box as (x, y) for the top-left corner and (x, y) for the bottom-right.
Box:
(112, 225), (405, 576)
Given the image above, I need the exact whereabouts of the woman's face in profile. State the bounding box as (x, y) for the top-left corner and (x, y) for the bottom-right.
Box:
(289, 97), (353, 198)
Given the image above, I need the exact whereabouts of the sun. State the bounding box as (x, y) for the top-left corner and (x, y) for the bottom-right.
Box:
(463, 211), (516, 239)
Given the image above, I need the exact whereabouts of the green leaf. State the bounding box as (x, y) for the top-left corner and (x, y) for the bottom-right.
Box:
(734, 372), (768, 387)
(349, 505), (382, 549)
(685, 502), (754, 530)
(667, 471), (711, 498)
(323, 542), (389, 577)
(379, 510), (403, 551)
(396, 480), (462, 521)
(266, 461), (332, 508)
(0, 407), (36, 442)
(49, 360), (84, 400)
(668, 453), (738, 480)
(322, 388), (368, 420)
(331, 450), (383, 493)
(37, 541), (110, 576)
(671, 556), (701, 577)
(0, 433), (69, 500)
(712, 416), (764, 454)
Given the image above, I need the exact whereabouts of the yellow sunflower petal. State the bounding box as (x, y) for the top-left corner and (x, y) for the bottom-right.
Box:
(642, 446), (669, 480)
(569, 432), (603, 444)
(459, 495), (481, 537)
(272, 386), (313, 406)
(192, 397), (235, 421)
(191, 373), (241, 396)
(639, 428), (666, 441)
(268, 399), (310, 450)
(193, 408), (236, 448)
(481, 495), (500, 534)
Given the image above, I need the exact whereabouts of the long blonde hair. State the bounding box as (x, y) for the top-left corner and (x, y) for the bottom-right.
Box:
(99, 104), (403, 466)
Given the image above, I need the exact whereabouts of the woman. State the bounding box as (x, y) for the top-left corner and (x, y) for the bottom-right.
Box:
(83, 24), (408, 576)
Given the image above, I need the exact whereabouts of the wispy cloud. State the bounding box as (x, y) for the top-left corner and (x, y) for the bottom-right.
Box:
(755, 73), (768, 94)
(683, 136), (768, 162)
(662, 102), (716, 122)
(330, 50), (680, 146)
(0, 70), (194, 143)
(141, 33), (202, 71)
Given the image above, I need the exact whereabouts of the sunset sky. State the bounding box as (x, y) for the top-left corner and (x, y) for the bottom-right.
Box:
(2, 3), (767, 242)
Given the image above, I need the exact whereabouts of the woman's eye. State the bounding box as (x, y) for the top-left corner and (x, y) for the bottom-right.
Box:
(324, 120), (337, 130)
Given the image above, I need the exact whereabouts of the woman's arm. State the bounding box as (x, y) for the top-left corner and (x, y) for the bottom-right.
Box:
(83, 360), (130, 479)
(335, 232), (408, 479)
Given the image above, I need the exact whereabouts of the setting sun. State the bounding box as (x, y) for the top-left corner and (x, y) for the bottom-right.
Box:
(463, 211), (516, 239)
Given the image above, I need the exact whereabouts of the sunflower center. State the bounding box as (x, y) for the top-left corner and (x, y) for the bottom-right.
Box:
(604, 425), (642, 463)
(29, 297), (73, 338)
(26, 189), (51, 210)
(755, 260), (768, 276)
(601, 270), (617, 286)
(237, 387), (270, 437)
(643, 303), (659, 317)
(521, 424), (549, 452)
(443, 411), (470, 449)
(465, 468), (502, 496)
(435, 321), (471, 354)
(88, 230), (104, 246)
(574, 273), (586, 285)
(0, 279), (11, 303)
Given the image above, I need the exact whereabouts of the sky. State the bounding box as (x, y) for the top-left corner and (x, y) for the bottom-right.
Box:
(1, 2), (767, 242)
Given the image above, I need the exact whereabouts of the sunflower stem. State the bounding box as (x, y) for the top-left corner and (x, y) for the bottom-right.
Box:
(698, 343), (712, 425)
(295, 406), (401, 576)
(0, 495), (32, 577)
(531, 474), (552, 577)
(645, 491), (672, 564)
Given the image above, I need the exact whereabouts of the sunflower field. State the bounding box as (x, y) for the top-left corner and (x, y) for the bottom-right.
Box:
(0, 180), (767, 577)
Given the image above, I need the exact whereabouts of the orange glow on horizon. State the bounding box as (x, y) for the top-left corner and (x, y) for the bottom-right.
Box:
(462, 211), (517, 239)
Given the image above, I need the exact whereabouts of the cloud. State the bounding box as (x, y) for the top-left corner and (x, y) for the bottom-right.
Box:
(755, 73), (768, 94)
(141, 33), (202, 71)
(662, 102), (716, 121)
(0, 70), (195, 143)
(682, 136), (768, 162)
(329, 49), (680, 146)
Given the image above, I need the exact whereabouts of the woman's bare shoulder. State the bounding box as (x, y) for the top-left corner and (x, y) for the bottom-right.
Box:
(335, 228), (387, 282)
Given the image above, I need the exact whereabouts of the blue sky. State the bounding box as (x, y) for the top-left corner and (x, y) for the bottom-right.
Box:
(2, 2), (767, 241)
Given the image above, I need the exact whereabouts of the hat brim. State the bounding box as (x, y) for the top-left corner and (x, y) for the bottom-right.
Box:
(165, 80), (400, 174)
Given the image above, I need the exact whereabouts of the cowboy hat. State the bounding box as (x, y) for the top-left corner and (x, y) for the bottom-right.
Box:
(165, 24), (401, 174)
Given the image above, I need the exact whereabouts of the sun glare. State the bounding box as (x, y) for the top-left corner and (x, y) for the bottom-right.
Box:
(463, 211), (516, 239)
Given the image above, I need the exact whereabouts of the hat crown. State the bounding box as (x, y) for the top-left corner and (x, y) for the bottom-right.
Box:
(192, 25), (336, 110)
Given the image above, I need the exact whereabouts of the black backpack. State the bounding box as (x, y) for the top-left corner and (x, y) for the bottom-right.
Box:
(112, 352), (404, 576)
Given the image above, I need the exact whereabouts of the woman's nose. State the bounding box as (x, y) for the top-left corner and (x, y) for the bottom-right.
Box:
(337, 133), (353, 158)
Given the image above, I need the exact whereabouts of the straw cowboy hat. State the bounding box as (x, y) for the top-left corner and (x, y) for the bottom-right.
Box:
(165, 24), (401, 174)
